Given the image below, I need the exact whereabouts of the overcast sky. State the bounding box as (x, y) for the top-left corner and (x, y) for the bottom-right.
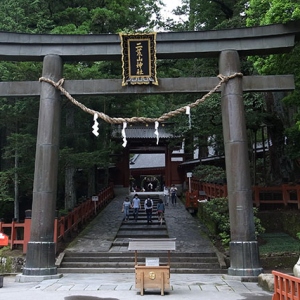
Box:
(161, 0), (183, 19)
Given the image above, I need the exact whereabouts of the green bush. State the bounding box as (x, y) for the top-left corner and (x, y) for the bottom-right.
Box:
(0, 247), (13, 273)
(200, 197), (265, 249)
(192, 165), (226, 183)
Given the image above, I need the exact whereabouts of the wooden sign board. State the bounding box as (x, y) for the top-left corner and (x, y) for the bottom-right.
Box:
(146, 257), (159, 266)
(120, 32), (158, 86)
(92, 196), (98, 202)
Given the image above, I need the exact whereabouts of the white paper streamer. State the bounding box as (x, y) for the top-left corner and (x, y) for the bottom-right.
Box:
(122, 122), (127, 147)
(92, 113), (99, 136)
(154, 121), (159, 145)
(186, 106), (191, 129)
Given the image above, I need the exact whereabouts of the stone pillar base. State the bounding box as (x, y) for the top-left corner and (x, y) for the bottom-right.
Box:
(228, 241), (263, 277)
(15, 273), (62, 283)
(22, 241), (57, 276)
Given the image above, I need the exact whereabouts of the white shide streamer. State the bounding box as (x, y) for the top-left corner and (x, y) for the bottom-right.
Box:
(186, 106), (191, 129)
(154, 121), (160, 145)
(122, 122), (127, 147)
(92, 113), (99, 136)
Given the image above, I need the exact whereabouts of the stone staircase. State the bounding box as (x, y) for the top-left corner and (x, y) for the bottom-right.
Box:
(57, 251), (225, 274)
(112, 194), (168, 244)
(57, 194), (227, 274)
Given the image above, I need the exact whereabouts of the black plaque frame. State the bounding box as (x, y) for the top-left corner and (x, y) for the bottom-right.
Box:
(120, 32), (158, 86)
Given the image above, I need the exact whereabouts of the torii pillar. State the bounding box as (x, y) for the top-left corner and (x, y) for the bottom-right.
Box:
(21, 55), (62, 278)
(219, 50), (263, 276)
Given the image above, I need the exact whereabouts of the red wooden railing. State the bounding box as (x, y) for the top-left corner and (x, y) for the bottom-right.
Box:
(272, 270), (300, 300)
(186, 177), (300, 209)
(0, 185), (114, 254)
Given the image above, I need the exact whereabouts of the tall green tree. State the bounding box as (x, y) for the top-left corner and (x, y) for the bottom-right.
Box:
(0, 0), (166, 216)
(162, 0), (300, 185)
(246, 0), (300, 183)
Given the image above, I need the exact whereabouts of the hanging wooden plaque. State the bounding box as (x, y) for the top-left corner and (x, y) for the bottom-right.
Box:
(119, 32), (158, 86)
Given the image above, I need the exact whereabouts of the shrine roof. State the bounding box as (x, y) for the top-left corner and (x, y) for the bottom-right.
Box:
(112, 124), (175, 140)
(130, 154), (165, 169)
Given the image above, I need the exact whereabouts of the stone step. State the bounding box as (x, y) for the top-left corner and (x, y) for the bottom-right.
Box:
(125, 212), (162, 216)
(57, 267), (134, 273)
(62, 251), (218, 258)
(58, 251), (224, 274)
(118, 228), (167, 232)
(60, 261), (221, 269)
(115, 234), (169, 239)
(121, 219), (165, 222)
(119, 224), (166, 228)
(57, 267), (227, 274)
(63, 256), (220, 264)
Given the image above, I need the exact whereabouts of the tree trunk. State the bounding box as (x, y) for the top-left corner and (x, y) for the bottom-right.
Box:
(64, 104), (77, 210)
(88, 165), (96, 197)
(265, 92), (292, 184)
(189, 0), (196, 30)
(14, 149), (19, 222)
(65, 166), (76, 210)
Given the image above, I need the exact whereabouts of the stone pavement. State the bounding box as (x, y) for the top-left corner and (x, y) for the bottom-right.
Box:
(1, 192), (273, 299)
(2, 273), (272, 300)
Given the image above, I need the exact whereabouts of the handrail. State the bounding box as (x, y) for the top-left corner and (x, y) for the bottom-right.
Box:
(0, 184), (114, 254)
(272, 270), (300, 300)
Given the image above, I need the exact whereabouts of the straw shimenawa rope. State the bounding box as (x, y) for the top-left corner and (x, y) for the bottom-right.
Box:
(39, 73), (243, 125)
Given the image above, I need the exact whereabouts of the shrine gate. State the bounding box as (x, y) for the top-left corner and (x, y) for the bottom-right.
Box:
(0, 21), (299, 280)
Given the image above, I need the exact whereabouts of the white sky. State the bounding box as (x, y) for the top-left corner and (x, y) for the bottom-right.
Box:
(163, 0), (182, 12)
(161, 0), (183, 20)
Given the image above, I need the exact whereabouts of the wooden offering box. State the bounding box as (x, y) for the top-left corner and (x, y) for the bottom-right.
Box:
(128, 238), (176, 296)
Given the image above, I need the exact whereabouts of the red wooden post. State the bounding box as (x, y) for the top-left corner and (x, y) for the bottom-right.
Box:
(253, 186), (260, 207)
(67, 212), (72, 230)
(23, 213), (32, 254)
(74, 207), (78, 226)
(53, 218), (58, 244)
(297, 185), (300, 209)
(60, 217), (65, 239)
(282, 184), (289, 206)
(10, 219), (16, 250)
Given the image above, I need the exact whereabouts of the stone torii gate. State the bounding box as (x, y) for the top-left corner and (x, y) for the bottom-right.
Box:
(0, 21), (299, 280)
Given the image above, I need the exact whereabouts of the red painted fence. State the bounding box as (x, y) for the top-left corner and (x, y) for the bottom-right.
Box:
(186, 177), (300, 210)
(272, 270), (300, 300)
(0, 185), (114, 254)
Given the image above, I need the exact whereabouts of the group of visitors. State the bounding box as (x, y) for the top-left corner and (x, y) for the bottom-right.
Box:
(121, 184), (178, 224)
(122, 194), (164, 224)
(163, 184), (177, 207)
(121, 194), (141, 222)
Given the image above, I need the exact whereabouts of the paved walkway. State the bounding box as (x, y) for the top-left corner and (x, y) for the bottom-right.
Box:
(2, 272), (272, 300)
(65, 192), (215, 253)
(1, 192), (273, 299)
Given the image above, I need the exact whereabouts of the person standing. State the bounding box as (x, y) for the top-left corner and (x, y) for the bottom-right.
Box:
(163, 186), (169, 206)
(170, 185), (177, 207)
(131, 194), (141, 221)
(122, 197), (131, 222)
(157, 198), (165, 225)
(144, 196), (153, 224)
